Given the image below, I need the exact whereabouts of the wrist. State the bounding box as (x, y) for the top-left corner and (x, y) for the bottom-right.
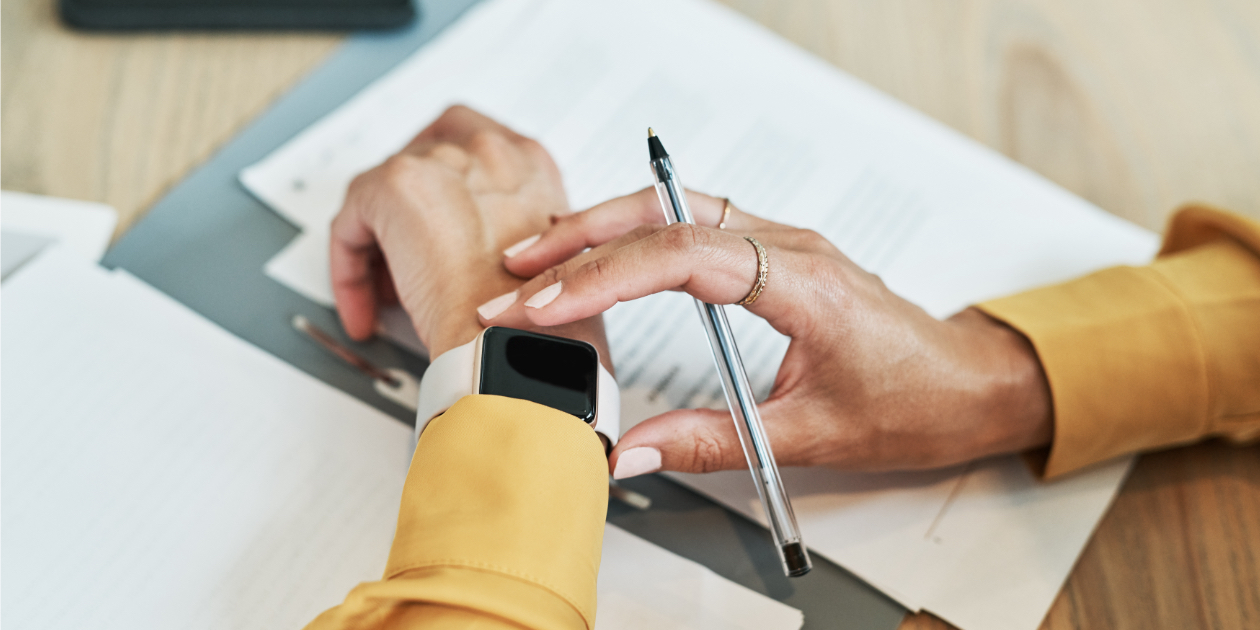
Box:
(949, 308), (1054, 455)
(425, 314), (483, 358)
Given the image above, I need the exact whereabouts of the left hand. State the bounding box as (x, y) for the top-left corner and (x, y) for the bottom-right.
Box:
(329, 105), (608, 359)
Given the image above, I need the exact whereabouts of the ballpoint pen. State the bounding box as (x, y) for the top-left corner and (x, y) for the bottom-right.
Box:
(647, 128), (811, 577)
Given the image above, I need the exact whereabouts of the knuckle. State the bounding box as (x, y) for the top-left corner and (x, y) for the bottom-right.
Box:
(661, 222), (703, 252)
(468, 128), (509, 154)
(424, 142), (470, 170)
(438, 104), (472, 122)
(788, 228), (833, 252)
(587, 255), (613, 284)
(377, 154), (426, 192)
(537, 264), (565, 288)
(801, 229), (828, 248)
(688, 430), (729, 473)
(346, 170), (374, 197)
(515, 136), (548, 160)
(379, 154), (420, 181)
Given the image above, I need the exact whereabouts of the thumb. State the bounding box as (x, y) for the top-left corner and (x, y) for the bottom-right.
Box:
(609, 408), (750, 478)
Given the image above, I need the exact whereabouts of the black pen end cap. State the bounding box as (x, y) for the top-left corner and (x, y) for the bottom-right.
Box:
(647, 132), (668, 161)
(783, 542), (812, 577)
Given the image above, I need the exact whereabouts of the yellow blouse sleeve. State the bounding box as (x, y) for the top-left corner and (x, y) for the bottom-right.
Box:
(304, 395), (609, 630)
(978, 204), (1260, 478)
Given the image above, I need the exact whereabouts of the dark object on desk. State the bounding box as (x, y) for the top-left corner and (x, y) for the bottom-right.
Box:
(60, 0), (417, 31)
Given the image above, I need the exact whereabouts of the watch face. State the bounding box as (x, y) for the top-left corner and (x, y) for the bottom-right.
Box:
(478, 327), (598, 423)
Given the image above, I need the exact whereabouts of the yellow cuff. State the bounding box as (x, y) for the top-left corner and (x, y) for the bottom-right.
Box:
(979, 265), (1209, 478)
(308, 566), (588, 629)
(389, 395), (608, 628)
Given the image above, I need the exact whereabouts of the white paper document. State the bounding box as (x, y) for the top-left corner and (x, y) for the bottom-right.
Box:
(596, 524), (802, 630)
(1, 249), (800, 630)
(239, 1), (1160, 629)
(1, 190), (118, 280)
(671, 456), (1130, 630)
(3, 250), (413, 630)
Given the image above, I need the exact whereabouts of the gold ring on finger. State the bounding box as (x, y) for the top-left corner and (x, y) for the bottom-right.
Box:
(737, 236), (768, 306)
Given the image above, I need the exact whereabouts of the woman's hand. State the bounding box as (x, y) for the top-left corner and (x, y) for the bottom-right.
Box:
(329, 105), (608, 360)
(478, 187), (1054, 476)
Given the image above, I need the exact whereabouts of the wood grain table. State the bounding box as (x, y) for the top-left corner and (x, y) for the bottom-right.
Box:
(4, 0), (1257, 628)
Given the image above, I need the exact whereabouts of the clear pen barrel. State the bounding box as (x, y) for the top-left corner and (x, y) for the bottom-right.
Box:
(652, 161), (811, 577)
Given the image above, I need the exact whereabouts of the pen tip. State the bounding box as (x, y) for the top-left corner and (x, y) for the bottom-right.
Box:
(647, 131), (667, 160)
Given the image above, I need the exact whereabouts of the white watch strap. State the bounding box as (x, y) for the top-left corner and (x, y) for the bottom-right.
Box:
(415, 334), (620, 446)
(414, 337), (477, 437)
(595, 364), (620, 446)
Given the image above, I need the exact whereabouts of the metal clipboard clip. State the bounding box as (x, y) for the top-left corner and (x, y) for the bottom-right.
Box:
(291, 315), (419, 412)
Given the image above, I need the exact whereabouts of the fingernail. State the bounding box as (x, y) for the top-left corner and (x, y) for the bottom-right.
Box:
(613, 447), (661, 480)
(476, 290), (517, 320)
(525, 282), (562, 309)
(503, 233), (541, 258)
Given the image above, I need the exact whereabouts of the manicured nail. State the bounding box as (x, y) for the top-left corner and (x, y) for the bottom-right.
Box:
(476, 290), (517, 320)
(525, 282), (562, 309)
(503, 233), (541, 258)
(613, 447), (661, 480)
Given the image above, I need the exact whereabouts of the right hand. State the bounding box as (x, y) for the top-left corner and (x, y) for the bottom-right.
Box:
(478, 188), (1054, 476)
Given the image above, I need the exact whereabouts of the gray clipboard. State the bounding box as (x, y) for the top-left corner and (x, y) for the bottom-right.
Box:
(102, 2), (905, 627)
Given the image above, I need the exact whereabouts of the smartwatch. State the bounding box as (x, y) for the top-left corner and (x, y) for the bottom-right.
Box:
(416, 326), (620, 447)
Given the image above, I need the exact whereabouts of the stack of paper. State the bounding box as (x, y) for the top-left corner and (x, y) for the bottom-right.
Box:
(1, 249), (802, 630)
(239, 1), (1158, 629)
(1, 190), (117, 279)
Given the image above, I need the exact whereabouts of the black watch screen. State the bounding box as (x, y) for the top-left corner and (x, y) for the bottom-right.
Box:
(477, 327), (599, 424)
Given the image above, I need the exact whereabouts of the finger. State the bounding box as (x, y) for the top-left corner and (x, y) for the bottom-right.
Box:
(503, 187), (663, 277)
(608, 397), (819, 476)
(329, 207), (384, 341)
(504, 187), (789, 278)
(479, 224), (666, 329)
(521, 224), (818, 338)
(610, 408), (748, 476)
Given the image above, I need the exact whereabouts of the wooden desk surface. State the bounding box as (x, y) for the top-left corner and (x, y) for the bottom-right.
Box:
(4, 0), (1257, 628)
